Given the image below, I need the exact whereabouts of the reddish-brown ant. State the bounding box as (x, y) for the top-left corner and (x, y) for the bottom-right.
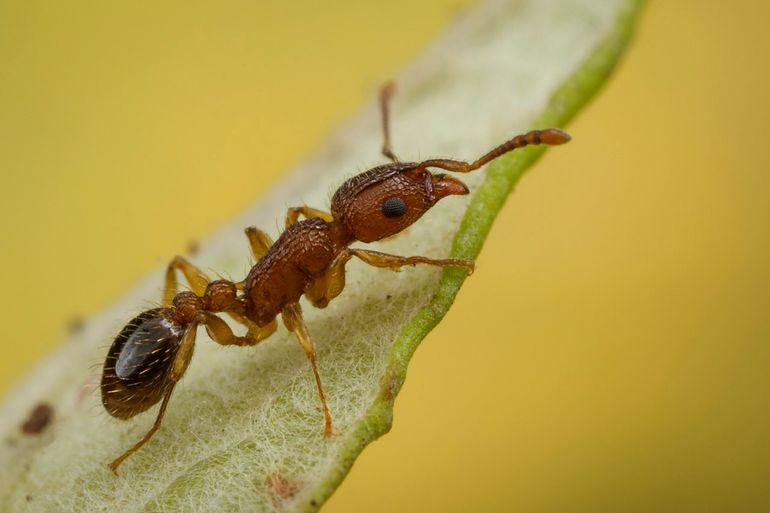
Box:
(101, 82), (570, 473)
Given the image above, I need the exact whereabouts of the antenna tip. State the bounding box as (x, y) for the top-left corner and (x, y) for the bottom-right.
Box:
(542, 128), (572, 145)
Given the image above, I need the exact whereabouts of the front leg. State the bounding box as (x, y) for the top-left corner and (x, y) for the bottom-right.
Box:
(304, 251), (353, 309)
(348, 248), (475, 274)
(304, 248), (473, 309)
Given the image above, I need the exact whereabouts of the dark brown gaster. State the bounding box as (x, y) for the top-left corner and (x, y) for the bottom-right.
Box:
(101, 81), (571, 473)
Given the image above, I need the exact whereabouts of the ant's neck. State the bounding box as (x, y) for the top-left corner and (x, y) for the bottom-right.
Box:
(326, 218), (356, 252)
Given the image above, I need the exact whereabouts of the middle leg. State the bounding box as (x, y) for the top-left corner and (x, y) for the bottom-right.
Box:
(285, 206), (333, 228)
(244, 226), (274, 260)
(281, 303), (333, 437)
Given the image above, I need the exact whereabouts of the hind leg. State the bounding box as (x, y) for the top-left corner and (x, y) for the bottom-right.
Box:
(203, 312), (277, 347)
(108, 324), (198, 474)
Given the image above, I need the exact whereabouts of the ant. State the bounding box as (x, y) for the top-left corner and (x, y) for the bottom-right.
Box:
(101, 82), (571, 474)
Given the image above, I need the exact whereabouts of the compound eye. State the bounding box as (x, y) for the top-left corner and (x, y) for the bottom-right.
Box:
(381, 197), (407, 218)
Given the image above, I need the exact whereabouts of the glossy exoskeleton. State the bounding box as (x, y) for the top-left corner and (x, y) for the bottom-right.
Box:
(101, 82), (571, 473)
(102, 309), (187, 419)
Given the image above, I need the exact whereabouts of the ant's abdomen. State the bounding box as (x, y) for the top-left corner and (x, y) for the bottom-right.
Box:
(101, 309), (185, 419)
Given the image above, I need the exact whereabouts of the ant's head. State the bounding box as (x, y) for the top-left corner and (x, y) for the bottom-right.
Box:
(331, 163), (468, 243)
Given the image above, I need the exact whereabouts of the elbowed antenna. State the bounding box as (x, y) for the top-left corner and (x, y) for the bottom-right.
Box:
(416, 128), (571, 173)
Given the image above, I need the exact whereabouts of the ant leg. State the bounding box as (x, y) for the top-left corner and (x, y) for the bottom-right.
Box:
(108, 324), (198, 474)
(285, 207), (333, 228)
(348, 248), (475, 274)
(244, 226), (274, 260)
(418, 128), (571, 173)
(108, 385), (176, 474)
(281, 303), (333, 437)
(164, 256), (210, 306)
(202, 312), (276, 346)
(305, 251), (354, 308)
(379, 81), (398, 162)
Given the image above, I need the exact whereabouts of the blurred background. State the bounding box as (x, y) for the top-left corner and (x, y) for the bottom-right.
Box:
(1, 0), (769, 511)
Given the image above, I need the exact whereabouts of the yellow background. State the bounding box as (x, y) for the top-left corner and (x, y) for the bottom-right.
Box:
(2, 1), (769, 511)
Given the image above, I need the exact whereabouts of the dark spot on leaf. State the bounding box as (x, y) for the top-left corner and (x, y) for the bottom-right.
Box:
(21, 403), (54, 435)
